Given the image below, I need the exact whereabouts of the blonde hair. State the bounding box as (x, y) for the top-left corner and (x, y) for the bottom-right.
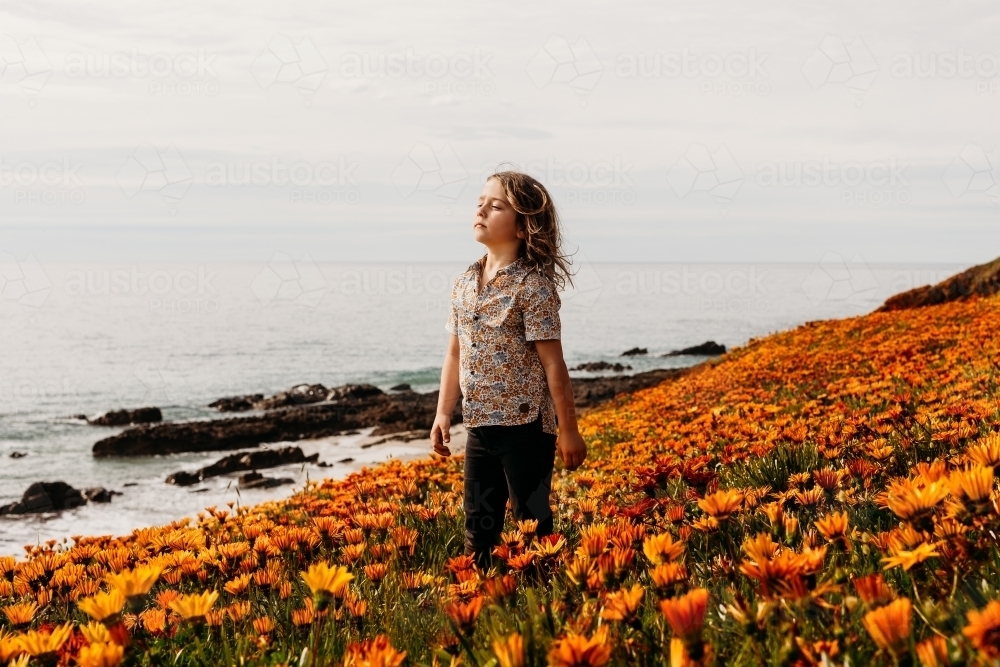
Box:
(488, 170), (574, 290)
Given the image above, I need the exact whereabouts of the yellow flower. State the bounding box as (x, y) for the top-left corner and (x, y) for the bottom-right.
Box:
(78, 589), (126, 624)
(962, 600), (1000, 659)
(106, 565), (162, 610)
(862, 598), (912, 657)
(14, 623), (73, 658)
(642, 533), (685, 565)
(80, 621), (112, 645)
(2, 602), (38, 627)
(950, 465), (995, 504)
(76, 641), (125, 667)
(881, 542), (940, 571)
(0, 629), (23, 663)
(885, 479), (948, 523)
(492, 632), (525, 667)
(167, 590), (219, 623)
(547, 626), (611, 667)
(301, 562), (354, 610)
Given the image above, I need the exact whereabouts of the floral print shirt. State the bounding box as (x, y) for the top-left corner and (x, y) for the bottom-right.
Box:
(446, 255), (561, 435)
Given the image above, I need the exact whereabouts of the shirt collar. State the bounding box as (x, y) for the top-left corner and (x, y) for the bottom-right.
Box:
(469, 255), (528, 279)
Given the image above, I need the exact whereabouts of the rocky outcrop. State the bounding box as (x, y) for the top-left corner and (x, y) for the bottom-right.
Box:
(572, 361), (632, 372)
(621, 347), (648, 356)
(0, 482), (86, 515)
(238, 472), (295, 489)
(94, 385), (459, 457)
(87, 407), (162, 426)
(878, 256), (1000, 312)
(662, 341), (726, 357)
(82, 487), (120, 503)
(166, 446), (318, 486)
(209, 383), (384, 412)
(572, 368), (687, 409)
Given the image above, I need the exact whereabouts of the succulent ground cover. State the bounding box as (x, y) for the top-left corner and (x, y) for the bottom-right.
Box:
(2, 296), (1000, 666)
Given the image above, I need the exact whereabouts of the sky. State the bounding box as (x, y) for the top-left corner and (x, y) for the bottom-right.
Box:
(1, 0), (999, 265)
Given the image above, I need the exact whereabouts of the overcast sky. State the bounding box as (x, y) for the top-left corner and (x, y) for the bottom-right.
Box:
(1, 0), (998, 265)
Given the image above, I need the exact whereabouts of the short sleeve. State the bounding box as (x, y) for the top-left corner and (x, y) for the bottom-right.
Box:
(522, 274), (561, 341)
(445, 276), (460, 335)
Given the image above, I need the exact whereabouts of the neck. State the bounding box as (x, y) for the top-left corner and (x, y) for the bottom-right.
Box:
(482, 244), (521, 271)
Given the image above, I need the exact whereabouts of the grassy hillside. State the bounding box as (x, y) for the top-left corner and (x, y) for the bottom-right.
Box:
(2, 295), (1000, 666)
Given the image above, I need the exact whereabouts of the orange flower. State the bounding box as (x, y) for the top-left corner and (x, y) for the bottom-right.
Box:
(862, 598), (912, 656)
(2, 602), (37, 627)
(659, 588), (709, 643)
(493, 632), (525, 667)
(915, 636), (950, 667)
(600, 584), (644, 624)
(885, 479), (949, 523)
(546, 626), (611, 667)
(697, 490), (743, 520)
(814, 511), (849, 543)
(649, 562), (688, 591)
(14, 623), (73, 658)
(962, 600), (1000, 659)
(445, 596), (484, 635)
(342, 635), (406, 667)
(642, 533), (686, 565)
(852, 573), (894, 607)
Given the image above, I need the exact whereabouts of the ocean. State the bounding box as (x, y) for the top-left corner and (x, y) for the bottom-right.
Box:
(0, 259), (963, 554)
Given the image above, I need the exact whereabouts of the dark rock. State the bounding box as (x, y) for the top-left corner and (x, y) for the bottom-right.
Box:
(878, 256), (1000, 312)
(343, 430), (360, 435)
(662, 341), (727, 357)
(82, 487), (120, 503)
(572, 361), (632, 372)
(69, 414), (88, 421)
(337, 457), (355, 463)
(621, 347), (647, 356)
(9, 451), (27, 459)
(95, 383), (457, 458)
(572, 368), (687, 410)
(0, 481), (86, 515)
(208, 394), (263, 412)
(316, 461), (331, 467)
(165, 446), (319, 486)
(123, 482), (138, 487)
(389, 383), (412, 391)
(88, 407), (162, 427)
(239, 472), (294, 489)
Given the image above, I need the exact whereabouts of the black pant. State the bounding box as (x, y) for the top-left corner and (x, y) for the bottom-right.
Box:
(463, 413), (557, 564)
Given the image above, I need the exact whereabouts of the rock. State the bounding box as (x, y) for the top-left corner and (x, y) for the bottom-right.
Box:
(165, 446), (319, 486)
(9, 451), (27, 459)
(572, 361), (632, 372)
(316, 461), (331, 467)
(337, 457), (355, 463)
(621, 347), (647, 356)
(878, 256), (1000, 312)
(662, 341), (727, 357)
(82, 488), (120, 503)
(208, 394), (263, 412)
(238, 472), (294, 489)
(390, 383), (412, 391)
(123, 482), (138, 487)
(572, 368), (687, 409)
(0, 481), (86, 515)
(88, 407), (162, 427)
(95, 383), (457, 458)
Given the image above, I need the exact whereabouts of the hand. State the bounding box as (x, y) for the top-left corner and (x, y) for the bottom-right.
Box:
(430, 413), (452, 457)
(556, 429), (587, 470)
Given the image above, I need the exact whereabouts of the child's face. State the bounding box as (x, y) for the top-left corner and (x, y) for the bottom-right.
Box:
(474, 178), (523, 248)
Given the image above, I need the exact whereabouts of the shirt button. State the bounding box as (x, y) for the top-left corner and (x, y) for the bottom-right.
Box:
(473, 315), (479, 320)
(471, 343), (477, 348)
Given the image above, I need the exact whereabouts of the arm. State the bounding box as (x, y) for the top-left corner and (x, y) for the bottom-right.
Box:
(534, 339), (587, 470)
(431, 334), (461, 456)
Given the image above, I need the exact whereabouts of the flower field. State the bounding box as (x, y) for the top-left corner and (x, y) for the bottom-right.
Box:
(3, 295), (1000, 666)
